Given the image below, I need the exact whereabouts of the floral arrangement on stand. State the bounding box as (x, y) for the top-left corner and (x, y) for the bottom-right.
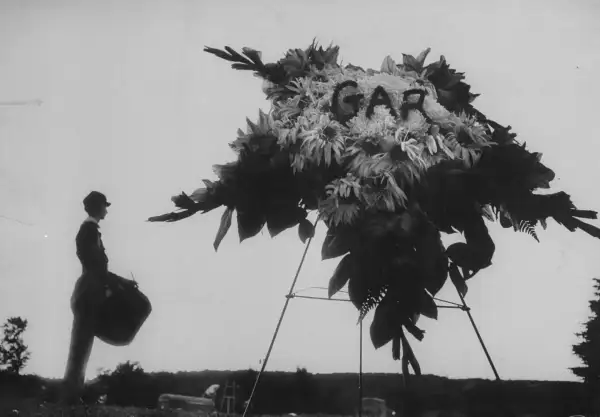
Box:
(148, 40), (600, 377)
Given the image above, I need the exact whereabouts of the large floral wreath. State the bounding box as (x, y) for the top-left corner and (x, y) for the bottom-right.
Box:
(149, 40), (600, 376)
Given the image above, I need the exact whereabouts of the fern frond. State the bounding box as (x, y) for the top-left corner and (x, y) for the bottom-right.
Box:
(358, 285), (388, 322)
(491, 205), (540, 242)
(490, 205), (539, 241)
(514, 219), (539, 242)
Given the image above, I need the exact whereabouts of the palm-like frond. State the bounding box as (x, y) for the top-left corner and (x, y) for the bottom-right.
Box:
(203, 46), (275, 79)
(204, 40), (340, 88)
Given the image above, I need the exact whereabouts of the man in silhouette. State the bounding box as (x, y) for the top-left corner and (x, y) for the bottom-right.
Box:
(62, 191), (112, 404)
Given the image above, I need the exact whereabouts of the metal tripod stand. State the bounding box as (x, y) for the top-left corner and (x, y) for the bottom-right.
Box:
(240, 219), (500, 417)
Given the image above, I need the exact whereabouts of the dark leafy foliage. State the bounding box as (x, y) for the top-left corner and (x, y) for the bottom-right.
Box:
(572, 278), (600, 411)
(96, 361), (161, 408)
(297, 218), (315, 243)
(0, 365), (592, 416)
(328, 253), (356, 298)
(0, 316), (31, 375)
(204, 39), (340, 88)
(148, 41), (600, 380)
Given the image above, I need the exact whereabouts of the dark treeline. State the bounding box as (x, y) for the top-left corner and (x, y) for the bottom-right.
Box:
(0, 364), (589, 416)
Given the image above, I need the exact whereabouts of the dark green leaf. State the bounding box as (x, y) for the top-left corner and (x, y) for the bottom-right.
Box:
(423, 264), (448, 297)
(270, 151), (290, 169)
(415, 48), (431, 67)
(202, 179), (216, 188)
(213, 207), (233, 251)
(298, 218), (315, 244)
(348, 269), (370, 311)
(237, 210), (266, 242)
(171, 192), (196, 210)
(404, 322), (425, 341)
(322, 234), (349, 260)
(203, 46), (239, 62)
(328, 254), (355, 298)
(266, 206), (306, 237)
(147, 210), (197, 223)
(361, 211), (401, 239)
(370, 302), (400, 349)
(414, 223), (448, 296)
(402, 54), (421, 72)
(449, 262), (468, 298)
(224, 46), (252, 64)
(321, 227), (358, 260)
(419, 291), (438, 320)
(499, 212), (512, 228)
(487, 120), (517, 144)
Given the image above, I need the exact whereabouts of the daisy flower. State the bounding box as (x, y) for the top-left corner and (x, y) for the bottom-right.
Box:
(297, 113), (346, 167)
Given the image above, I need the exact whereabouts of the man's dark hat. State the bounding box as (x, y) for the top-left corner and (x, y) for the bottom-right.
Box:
(83, 191), (111, 210)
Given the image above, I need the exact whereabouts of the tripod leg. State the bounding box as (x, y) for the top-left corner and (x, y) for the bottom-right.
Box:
(358, 320), (363, 417)
(242, 219), (319, 417)
(451, 265), (501, 381)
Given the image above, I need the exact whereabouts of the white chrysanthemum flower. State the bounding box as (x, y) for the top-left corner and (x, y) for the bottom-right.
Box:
(297, 113), (346, 167)
(422, 97), (450, 124)
(348, 107), (397, 140)
(256, 48), (497, 222)
(399, 110), (428, 132)
(457, 111), (491, 146)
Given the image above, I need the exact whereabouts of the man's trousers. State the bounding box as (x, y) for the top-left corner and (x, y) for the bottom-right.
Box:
(62, 272), (105, 404)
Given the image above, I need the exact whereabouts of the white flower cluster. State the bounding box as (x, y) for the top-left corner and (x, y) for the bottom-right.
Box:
(257, 56), (494, 225)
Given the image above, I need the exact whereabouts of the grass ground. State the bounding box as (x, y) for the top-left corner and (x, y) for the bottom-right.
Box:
(0, 398), (208, 417)
(0, 402), (357, 417)
(0, 398), (355, 417)
(0, 398), (360, 417)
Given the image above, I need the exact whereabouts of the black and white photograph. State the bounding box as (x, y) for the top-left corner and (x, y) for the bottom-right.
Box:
(1, 1), (600, 416)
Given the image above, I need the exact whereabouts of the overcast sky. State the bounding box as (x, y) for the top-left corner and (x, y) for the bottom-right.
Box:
(1, 0), (600, 385)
